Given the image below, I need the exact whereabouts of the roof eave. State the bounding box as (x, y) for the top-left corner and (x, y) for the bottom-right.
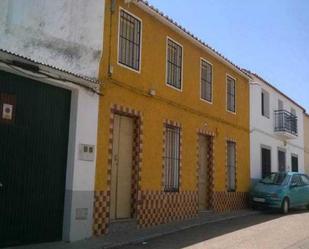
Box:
(246, 70), (306, 112)
(135, 1), (251, 81)
(0, 49), (100, 92)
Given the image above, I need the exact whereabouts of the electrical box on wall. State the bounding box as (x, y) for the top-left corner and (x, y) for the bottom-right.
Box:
(75, 208), (88, 220)
(78, 144), (95, 161)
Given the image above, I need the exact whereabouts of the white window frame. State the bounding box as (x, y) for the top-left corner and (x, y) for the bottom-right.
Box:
(226, 74), (236, 114)
(165, 36), (183, 92)
(200, 58), (213, 104)
(117, 7), (143, 74)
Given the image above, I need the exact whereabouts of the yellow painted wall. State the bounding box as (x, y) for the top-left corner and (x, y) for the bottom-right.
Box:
(95, 0), (250, 193)
(304, 115), (309, 174)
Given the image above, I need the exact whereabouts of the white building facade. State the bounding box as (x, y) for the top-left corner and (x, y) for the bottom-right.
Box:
(0, 0), (105, 244)
(249, 72), (305, 182)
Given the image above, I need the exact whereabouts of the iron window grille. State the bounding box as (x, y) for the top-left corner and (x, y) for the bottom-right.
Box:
(201, 60), (212, 102)
(164, 124), (180, 192)
(227, 76), (236, 112)
(274, 110), (298, 136)
(118, 10), (141, 71)
(167, 39), (182, 89)
(227, 141), (236, 192)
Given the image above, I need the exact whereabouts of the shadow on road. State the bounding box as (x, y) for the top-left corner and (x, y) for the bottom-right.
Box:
(122, 209), (308, 249)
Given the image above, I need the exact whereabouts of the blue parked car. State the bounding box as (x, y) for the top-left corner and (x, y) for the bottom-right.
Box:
(250, 172), (309, 214)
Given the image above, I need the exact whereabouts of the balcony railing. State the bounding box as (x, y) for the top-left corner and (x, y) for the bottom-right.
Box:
(274, 110), (298, 136)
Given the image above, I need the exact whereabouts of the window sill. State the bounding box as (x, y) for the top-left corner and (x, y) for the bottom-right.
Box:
(227, 189), (236, 193)
(164, 188), (180, 193)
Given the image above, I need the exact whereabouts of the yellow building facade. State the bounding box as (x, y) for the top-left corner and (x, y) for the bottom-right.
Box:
(93, 0), (251, 235)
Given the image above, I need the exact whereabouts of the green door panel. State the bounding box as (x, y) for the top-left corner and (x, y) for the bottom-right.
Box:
(0, 70), (71, 247)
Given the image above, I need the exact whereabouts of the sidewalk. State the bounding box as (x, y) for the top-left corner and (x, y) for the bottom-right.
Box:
(7, 209), (258, 249)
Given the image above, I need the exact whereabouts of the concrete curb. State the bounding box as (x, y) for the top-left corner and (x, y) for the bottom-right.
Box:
(104, 211), (260, 249)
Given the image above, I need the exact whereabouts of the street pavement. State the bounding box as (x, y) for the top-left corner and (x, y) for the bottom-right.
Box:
(117, 209), (309, 249)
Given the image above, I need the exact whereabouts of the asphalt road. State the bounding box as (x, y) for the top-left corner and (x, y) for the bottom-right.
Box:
(117, 209), (309, 249)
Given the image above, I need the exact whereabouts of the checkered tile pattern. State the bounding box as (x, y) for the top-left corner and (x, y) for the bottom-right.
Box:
(93, 191), (110, 235)
(137, 190), (198, 228)
(131, 116), (143, 217)
(212, 191), (248, 212)
(92, 104), (143, 236)
(206, 136), (214, 209)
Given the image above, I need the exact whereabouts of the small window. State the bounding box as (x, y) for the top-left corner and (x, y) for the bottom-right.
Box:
(166, 38), (182, 89)
(291, 108), (296, 116)
(261, 89), (270, 118)
(164, 124), (180, 192)
(201, 60), (212, 102)
(278, 99), (283, 110)
(226, 76), (236, 113)
(227, 141), (236, 191)
(118, 9), (141, 71)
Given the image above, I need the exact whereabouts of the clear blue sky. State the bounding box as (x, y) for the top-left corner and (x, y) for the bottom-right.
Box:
(148, 0), (309, 111)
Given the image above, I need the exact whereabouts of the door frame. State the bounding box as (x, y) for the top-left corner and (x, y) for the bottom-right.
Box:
(106, 105), (143, 223)
(197, 132), (214, 210)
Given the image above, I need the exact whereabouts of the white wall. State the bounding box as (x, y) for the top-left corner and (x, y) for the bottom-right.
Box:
(250, 75), (305, 180)
(0, 0), (105, 78)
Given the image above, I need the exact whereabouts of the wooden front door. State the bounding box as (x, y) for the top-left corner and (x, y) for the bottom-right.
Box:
(110, 114), (134, 220)
(292, 155), (299, 172)
(198, 135), (212, 211)
(278, 150), (286, 172)
(261, 147), (271, 178)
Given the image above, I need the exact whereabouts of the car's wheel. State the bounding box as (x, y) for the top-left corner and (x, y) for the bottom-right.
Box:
(251, 203), (257, 210)
(281, 198), (289, 214)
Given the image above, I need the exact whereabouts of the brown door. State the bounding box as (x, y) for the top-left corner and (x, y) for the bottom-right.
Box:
(198, 135), (211, 211)
(110, 114), (134, 220)
(261, 147), (271, 178)
(278, 150), (286, 172)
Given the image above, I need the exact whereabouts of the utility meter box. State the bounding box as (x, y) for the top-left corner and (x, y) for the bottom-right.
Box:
(78, 144), (95, 161)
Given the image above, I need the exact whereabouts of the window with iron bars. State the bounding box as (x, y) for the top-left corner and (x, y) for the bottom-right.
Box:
(118, 10), (141, 71)
(227, 141), (236, 192)
(167, 39), (182, 89)
(164, 124), (180, 192)
(227, 76), (236, 112)
(201, 60), (213, 102)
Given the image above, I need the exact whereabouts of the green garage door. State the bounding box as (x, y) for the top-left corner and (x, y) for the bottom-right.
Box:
(0, 70), (71, 247)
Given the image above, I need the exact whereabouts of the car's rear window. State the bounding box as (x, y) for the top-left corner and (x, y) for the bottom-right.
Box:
(300, 175), (309, 185)
(261, 173), (289, 185)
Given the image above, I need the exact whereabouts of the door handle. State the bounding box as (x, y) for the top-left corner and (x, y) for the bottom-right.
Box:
(113, 155), (119, 165)
(0, 182), (3, 188)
